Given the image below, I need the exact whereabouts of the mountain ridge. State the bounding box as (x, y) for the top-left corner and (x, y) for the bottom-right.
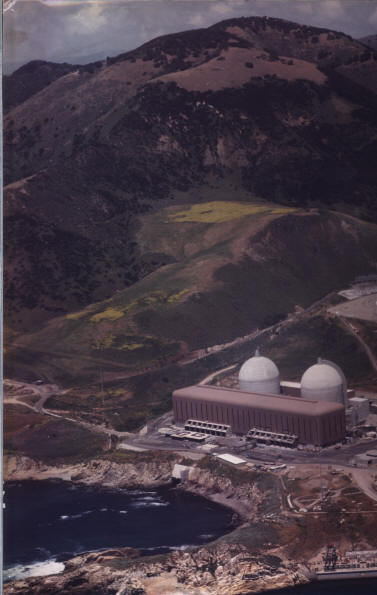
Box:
(4, 15), (377, 332)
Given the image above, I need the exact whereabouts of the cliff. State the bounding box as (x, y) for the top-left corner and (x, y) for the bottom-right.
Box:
(3, 453), (177, 490)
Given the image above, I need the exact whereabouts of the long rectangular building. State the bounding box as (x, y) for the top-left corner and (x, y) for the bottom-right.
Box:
(172, 385), (345, 446)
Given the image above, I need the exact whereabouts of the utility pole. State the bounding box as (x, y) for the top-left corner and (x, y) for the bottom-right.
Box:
(319, 452), (324, 502)
(100, 366), (105, 427)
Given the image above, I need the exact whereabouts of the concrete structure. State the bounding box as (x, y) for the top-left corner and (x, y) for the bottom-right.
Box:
(280, 381), (301, 398)
(247, 427), (298, 447)
(172, 384), (346, 446)
(172, 464), (190, 482)
(346, 406), (358, 428)
(238, 349), (280, 395)
(349, 397), (370, 424)
(184, 419), (230, 436)
(352, 451), (377, 467)
(300, 359), (347, 406)
(215, 453), (246, 465)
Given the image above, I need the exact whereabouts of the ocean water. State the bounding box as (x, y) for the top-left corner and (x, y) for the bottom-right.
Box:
(3, 480), (234, 581)
(274, 579), (377, 594)
(4, 481), (377, 593)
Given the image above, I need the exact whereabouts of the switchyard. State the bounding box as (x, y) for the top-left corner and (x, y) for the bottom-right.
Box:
(309, 546), (377, 580)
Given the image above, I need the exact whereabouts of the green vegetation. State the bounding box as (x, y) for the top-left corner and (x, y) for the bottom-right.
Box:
(259, 314), (374, 382)
(3, 404), (106, 463)
(44, 372), (178, 432)
(5, 209), (377, 432)
(87, 289), (191, 324)
(217, 522), (278, 548)
(91, 333), (158, 352)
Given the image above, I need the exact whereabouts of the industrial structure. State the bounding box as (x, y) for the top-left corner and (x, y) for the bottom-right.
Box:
(171, 351), (360, 447)
(239, 348), (280, 394)
(172, 384), (345, 446)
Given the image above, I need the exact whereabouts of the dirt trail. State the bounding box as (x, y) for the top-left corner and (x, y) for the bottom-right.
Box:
(351, 468), (377, 503)
(340, 317), (377, 372)
(4, 379), (132, 440)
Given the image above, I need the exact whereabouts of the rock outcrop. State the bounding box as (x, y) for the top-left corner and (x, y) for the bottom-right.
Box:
(3, 454), (176, 489)
(4, 543), (309, 595)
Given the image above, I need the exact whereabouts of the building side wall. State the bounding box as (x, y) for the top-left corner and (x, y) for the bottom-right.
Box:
(280, 384), (301, 398)
(239, 377), (280, 395)
(172, 393), (345, 446)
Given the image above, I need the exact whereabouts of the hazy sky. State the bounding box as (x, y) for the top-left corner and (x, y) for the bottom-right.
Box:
(4, 0), (377, 73)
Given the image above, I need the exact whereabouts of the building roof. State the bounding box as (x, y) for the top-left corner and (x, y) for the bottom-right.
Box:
(173, 384), (344, 417)
(301, 363), (343, 390)
(349, 397), (369, 403)
(215, 453), (246, 465)
(239, 350), (279, 382)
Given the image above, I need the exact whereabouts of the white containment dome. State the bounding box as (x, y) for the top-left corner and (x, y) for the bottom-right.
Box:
(239, 349), (280, 395)
(300, 358), (347, 405)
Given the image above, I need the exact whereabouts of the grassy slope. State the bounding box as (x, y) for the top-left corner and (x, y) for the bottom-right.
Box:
(5, 204), (377, 430)
(6, 200), (295, 376)
(3, 404), (106, 462)
(7, 204), (377, 380)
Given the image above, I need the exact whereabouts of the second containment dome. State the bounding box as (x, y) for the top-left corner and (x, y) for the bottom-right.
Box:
(300, 359), (347, 405)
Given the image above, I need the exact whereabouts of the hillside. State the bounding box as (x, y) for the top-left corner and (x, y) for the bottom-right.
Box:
(4, 15), (377, 331)
(360, 34), (377, 51)
(5, 203), (377, 430)
(3, 60), (79, 113)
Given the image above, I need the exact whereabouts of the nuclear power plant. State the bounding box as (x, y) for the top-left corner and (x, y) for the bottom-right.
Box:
(172, 351), (367, 447)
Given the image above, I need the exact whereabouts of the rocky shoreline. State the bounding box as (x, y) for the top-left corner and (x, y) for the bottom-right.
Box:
(3, 454), (310, 595)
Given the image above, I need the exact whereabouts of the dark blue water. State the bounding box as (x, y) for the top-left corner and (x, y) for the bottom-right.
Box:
(4, 480), (234, 581)
(4, 481), (377, 593)
(274, 579), (377, 594)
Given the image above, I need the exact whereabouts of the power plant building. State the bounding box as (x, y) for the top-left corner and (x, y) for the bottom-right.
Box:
(172, 384), (346, 446)
(172, 352), (349, 447)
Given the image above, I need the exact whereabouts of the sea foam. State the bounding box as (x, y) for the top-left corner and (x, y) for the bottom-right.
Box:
(4, 560), (65, 582)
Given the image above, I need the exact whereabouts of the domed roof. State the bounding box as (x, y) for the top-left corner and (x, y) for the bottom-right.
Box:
(239, 349), (279, 382)
(300, 358), (347, 405)
(301, 363), (343, 391)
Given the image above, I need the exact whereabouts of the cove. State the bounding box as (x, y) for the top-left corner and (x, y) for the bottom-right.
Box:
(3, 480), (234, 582)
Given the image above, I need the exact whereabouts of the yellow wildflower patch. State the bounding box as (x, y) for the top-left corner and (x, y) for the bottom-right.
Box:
(91, 308), (124, 323)
(169, 201), (296, 224)
(66, 310), (89, 320)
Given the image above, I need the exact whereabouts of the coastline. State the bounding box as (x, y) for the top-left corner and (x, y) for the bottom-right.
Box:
(3, 453), (310, 595)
